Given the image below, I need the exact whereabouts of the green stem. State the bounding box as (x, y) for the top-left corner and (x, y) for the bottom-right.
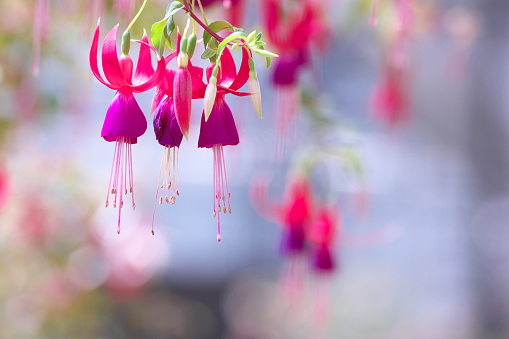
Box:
(196, 0), (209, 26)
(126, 0), (148, 31)
(183, 4), (224, 42)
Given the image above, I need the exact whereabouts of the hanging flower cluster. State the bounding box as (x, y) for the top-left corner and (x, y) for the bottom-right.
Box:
(90, 0), (278, 240)
(261, 0), (330, 152)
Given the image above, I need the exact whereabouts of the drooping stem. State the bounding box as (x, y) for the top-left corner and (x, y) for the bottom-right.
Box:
(182, 3), (223, 43)
(126, 0), (148, 31)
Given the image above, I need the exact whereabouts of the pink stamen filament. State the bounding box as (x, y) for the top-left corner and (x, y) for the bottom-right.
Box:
(151, 146), (180, 235)
(212, 145), (231, 242)
(105, 137), (135, 234)
(276, 86), (298, 159)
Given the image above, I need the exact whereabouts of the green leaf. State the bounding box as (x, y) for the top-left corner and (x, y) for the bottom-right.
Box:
(254, 32), (262, 42)
(246, 30), (257, 43)
(165, 1), (184, 19)
(252, 48), (279, 58)
(151, 19), (167, 57)
(163, 16), (175, 50)
(201, 48), (217, 59)
(203, 20), (235, 48)
(265, 57), (271, 68)
(217, 31), (247, 52)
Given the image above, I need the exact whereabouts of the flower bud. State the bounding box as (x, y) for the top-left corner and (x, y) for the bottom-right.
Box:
(187, 34), (197, 59)
(204, 76), (217, 121)
(248, 77), (262, 119)
(248, 59), (262, 118)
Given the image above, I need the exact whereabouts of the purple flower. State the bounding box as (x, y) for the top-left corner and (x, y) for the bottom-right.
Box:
(153, 97), (183, 148)
(198, 95), (239, 148)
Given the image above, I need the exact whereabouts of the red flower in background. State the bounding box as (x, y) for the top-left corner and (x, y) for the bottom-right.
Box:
(308, 206), (338, 273)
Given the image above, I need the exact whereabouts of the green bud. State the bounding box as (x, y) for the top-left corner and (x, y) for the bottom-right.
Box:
(212, 65), (219, 77)
(187, 34), (197, 58)
(248, 58), (257, 77)
(180, 37), (188, 54)
(121, 30), (131, 55)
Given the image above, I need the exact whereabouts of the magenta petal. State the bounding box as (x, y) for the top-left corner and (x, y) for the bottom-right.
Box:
(90, 22), (119, 90)
(131, 56), (165, 93)
(150, 86), (165, 114)
(102, 25), (129, 88)
(101, 90), (147, 142)
(280, 226), (306, 255)
(153, 98), (183, 147)
(313, 244), (335, 272)
(272, 55), (301, 86)
(198, 95), (239, 148)
(229, 47), (250, 91)
(173, 67), (192, 137)
(161, 69), (176, 94)
(133, 32), (154, 86)
(189, 64), (206, 99)
(218, 47), (236, 88)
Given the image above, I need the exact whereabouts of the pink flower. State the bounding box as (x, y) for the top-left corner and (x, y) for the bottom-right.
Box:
(195, 47), (251, 241)
(370, 63), (409, 127)
(308, 207), (338, 272)
(149, 42), (206, 234)
(90, 22), (165, 233)
(280, 176), (314, 255)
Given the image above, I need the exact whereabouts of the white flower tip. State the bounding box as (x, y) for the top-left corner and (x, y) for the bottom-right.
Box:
(248, 78), (263, 119)
(204, 82), (217, 122)
(217, 234), (222, 242)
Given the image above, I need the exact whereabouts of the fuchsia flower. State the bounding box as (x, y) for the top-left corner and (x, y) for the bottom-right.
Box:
(262, 0), (330, 153)
(371, 63), (409, 127)
(90, 22), (165, 233)
(150, 42), (206, 234)
(279, 176), (313, 255)
(308, 207), (338, 272)
(195, 47), (251, 241)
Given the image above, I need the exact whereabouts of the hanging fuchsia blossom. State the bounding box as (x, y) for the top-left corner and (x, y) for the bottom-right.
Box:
(280, 176), (314, 255)
(150, 40), (206, 234)
(90, 22), (165, 233)
(308, 206), (337, 272)
(262, 0), (329, 154)
(371, 62), (409, 126)
(196, 47), (250, 242)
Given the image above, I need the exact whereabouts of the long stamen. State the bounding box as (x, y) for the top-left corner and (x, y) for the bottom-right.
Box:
(105, 141), (119, 207)
(113, 137), (123, 208)
(212, 145), (218, 218)
(117, 137), (125, 234)
(105, 136), (136, 234)
(151, 148), (167, 235)
(128, 142), (135, 209)
(221, 146), (232, 213)
(164, 146), (171, 203)
(174, 147), (180, 198)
